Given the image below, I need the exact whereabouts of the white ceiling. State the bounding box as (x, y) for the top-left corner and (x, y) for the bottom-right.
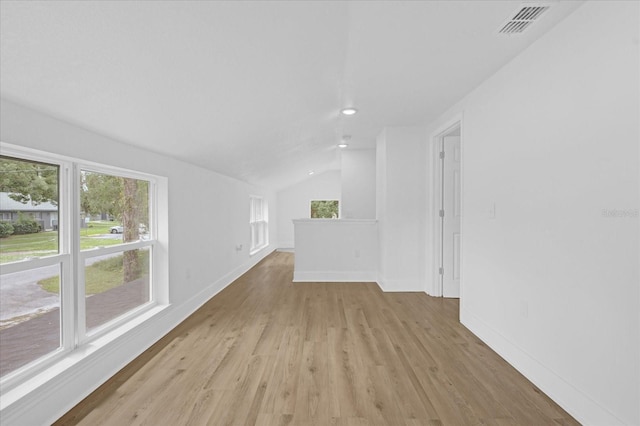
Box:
(0, 1), (582, 190)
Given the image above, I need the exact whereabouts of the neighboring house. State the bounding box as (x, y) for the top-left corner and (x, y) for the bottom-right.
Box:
(0, 192), (58, 231)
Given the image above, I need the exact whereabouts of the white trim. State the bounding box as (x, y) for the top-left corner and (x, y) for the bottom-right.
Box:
(292, 270), (378, 282)
(249, 243), (269, 256)
(276, 247), (294, 253)
(427, 115), (464, 298)
(429, 131), (443, 297)
(276, 241), (294, 250)
(0, 253), (68, 274)
(0, 143), (70, 165)
(79, 239), (153, 259)
(376, 275), (387, 292)
(79, 158), (161, 185)
(376, 278), (425, 292)
(461, 308), (625, 426)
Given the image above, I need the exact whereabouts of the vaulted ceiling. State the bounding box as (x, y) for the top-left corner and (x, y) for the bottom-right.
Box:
(0, 1), (582, 190)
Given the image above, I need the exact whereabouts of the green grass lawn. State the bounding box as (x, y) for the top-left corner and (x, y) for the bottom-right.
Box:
(2, 220), (149, 296)
(39, 250), (149, 295)
(80, 221), (119, 237)
(0, 221), (123, 263)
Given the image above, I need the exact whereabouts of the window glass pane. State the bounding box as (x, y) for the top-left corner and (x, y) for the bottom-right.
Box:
(85, 248), (150, 332)
(251, 225), (257, 249)
(0, 264), (61, 377)
(249, 197), (268, 252)
(0, 156), (59, 263)
(310, 200), (339, 218)
(80, 171), (150, 249)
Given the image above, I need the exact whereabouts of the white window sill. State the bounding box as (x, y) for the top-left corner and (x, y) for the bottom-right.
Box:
(0, 303), (170, 411)
(249, 244), (269, 256)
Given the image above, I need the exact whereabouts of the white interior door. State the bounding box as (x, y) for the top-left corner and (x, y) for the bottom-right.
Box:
(442, 135), (461, 298)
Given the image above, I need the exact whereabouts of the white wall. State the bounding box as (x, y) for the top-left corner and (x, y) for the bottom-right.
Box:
(0, 99), (278, 424)
(340, 149), (376, 219)
(276, 170), (341, 249)
(293, 219), (378, 282)
(376, 127), (427, 292)
(425, 2), (639, 424)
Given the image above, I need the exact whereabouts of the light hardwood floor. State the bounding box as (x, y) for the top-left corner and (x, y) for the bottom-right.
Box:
(56, 251), (579, 425)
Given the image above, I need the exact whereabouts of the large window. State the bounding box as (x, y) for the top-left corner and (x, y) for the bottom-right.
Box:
(0, 148), (159, 386)
(249, 196), (268, 254)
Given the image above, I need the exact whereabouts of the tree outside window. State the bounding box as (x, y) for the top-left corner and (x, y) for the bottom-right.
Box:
(310, 200), (339, 218)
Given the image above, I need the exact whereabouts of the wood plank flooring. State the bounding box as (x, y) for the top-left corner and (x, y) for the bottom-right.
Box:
(55, 251), (579, 425)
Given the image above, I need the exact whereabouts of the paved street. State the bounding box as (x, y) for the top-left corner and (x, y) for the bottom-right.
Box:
(0, 264), (60, 323)
(0, 249), (122, 324)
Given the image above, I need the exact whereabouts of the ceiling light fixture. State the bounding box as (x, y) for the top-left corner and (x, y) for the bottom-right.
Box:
(338, 135), (351, 148)
(308, 170), (315, 176)
(340, 107), (358, 116)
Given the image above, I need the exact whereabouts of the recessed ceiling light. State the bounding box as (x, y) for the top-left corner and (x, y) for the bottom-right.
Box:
(340, 107), (358, 116)
(308, 170), (315, 175)
(338, 135), (350, 148)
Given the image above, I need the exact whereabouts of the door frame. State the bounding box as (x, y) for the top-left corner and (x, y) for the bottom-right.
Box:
(428, 115), (464, 298)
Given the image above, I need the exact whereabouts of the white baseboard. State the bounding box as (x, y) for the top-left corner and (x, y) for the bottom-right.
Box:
(377, 274), (387, 292)
(1, 247), (275, 425)
(460, 308), (624, 426)
(277, 241), (294, 249)
(293, 270), (378, 283)
(376, 277), (424, 292)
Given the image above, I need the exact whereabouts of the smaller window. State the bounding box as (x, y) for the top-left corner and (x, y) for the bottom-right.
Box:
(310, 200), (339, 219)
(249, 196), (268, 254)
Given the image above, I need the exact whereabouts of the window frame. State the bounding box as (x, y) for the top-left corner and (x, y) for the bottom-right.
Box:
(0, 144), (162, 391)
(249, 195), (268, 255)
(76, 163), (157, 343)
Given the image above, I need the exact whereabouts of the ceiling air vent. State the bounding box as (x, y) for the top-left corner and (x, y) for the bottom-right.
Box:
(499, 5), (549, 34)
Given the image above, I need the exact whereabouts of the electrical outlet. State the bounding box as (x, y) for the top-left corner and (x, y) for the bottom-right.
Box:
(489, 202), (496, 219)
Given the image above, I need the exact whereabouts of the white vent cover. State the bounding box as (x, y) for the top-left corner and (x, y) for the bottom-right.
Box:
(499, 5), (549, 34)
